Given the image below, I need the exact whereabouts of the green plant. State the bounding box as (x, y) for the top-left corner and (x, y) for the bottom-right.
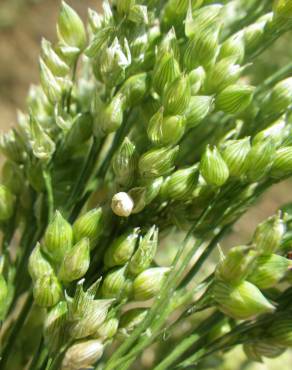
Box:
(1, 0), (292, 369)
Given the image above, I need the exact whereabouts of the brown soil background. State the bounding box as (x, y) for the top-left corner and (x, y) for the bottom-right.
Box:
(0, 0), (291, 243)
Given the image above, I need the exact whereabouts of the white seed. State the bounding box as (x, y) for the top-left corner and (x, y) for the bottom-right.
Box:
(111, 192), (134, 217)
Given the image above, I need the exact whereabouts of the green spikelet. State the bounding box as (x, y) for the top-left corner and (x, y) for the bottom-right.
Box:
(252, 212), (285, 254)
(128, 226), (158, 276)
(43, 211), (73, 264)
(152, 52), (180, 95)
(215, 85), (255, 115)
(101, 265), (132, 299)
(221, 137), (251, 178)
(270, 147), (292, 178)
(133, 267), (170, 301)
(139, 146), (179, 179)
(73, 208), (103, 249)
(147, 109), (186, 146)
(268, 314), (292, 347)
(162, 75), (191, 115)
(160, 166), (199, 200)
(247, 254), (292, 289)
(200, 145), (229, 187)
(57, 1), (86, 50)
(104, 228), (140, 268)
(185, 96), (213, 128)
(112, 138), (137, 187)
(213, 280), (275, 319)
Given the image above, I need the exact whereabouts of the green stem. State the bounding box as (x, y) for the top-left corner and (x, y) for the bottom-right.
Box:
(67, 137), (100, 220)
(97, 116), (131, 179)
(153, 311), (224, 370)
(28, 338), (45, 370)
(42, 168), (54, 223)
(176, 317), (267, 369)
(47, 342), (71, 370)
(66, 56), (79, 113)
(6, 218), (38, 317)
(178, 226), (231, 288)
(141, 279), (214, 369)
(44, 358), (52, 370)
(0, 292), (33, 370)
(0, 208), (17, 259)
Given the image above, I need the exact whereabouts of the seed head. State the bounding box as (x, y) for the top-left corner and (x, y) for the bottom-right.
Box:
(59, 238), (90, 282)
(184, 29), (220, 70)
(61, 340), (104, 370)
(39, 58), (63, 104)
(244, 139), (276, 182)
(221, 137), (251, 178)
(0, 130), (26, 163)
(152, 52), (180, 95)
(101, 265), (132, 299)
(41, 38), (70, 77)
(139, 146), (179, 179)
(120, 73), (150, 107)
(147, 109), (186, 146)
(33, 274), (62, 308)
(104, 228), (140, 268)
(118, 308), (148, 339)
(248, 254), (292, 289)
(161, 166), (199, 201)
(185, 96), (213, 129)
(163, 75), (191, 115)
(97, 94), (125, 135)
(28, 243), (54, 281)
(243, 341), (285, 362)
(43, 210), (73, 263)
(215, 84), (255, 115)
(133, 267), (170, 301)
(112, 137), (137, 187)
(200, 145), (229, 187)
(216, 245), (257, 283)
(189, 67), (206, 95)
(205, 58), (245, 94)
(73, 208), (103, 249)
(219, 31), (245, 64)
(252, 212), (285, 254)
(99, 37), (131, 87)
(213, 280), (275, 319)
(30, 114), (56, 160)
(185, 4), (223, 38)
(68, 280), (114, 339)
(267, 314), (292, 347)
(116, 0), (135, 15)
(270, 147), (292, 178)
(44, 301), (68, 354)
(128, 226), (158, 276)
(57, 1), (86, 50)
(261, 77), (292, 118)
(94, 317), (119, 340)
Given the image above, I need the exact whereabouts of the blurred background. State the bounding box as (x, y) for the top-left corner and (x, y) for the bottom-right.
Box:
(0, 1), (291, 369)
